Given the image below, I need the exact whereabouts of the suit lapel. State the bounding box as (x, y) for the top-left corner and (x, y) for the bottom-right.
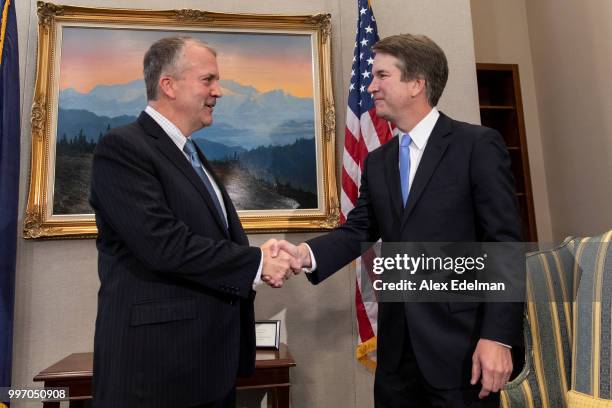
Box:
(382, 136), (404, 220)
(138, 112), (230, 237)
(401, 113), (452, 227)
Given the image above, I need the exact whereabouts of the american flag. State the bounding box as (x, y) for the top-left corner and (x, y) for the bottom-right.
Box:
(343, 0), (394, 370)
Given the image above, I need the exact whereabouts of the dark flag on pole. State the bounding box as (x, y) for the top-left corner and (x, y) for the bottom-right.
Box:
(0, 0), (20, 395)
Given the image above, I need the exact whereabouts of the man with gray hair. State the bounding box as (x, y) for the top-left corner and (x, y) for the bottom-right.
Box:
(90, 36), (297, 408)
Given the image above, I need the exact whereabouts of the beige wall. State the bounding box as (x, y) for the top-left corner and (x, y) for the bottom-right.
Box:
(470, 0), (553, 243)
(471, 0), (612, 242)
(12, 1), (479, 407)
(524, 0), (612, 240)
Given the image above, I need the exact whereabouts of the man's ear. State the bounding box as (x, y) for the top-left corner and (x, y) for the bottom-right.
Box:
(158, 76), (176, 99)
(411, 78), (426, 98)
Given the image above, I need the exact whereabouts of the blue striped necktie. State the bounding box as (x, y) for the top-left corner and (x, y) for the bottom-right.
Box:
(399, 133), (412, 206)
(183, 138), (228, 230)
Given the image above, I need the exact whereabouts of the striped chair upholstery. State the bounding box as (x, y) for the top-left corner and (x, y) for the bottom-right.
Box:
(501, 236), (577, 408)
(502, 230), (612, 407)
(567, 231), (612, 407)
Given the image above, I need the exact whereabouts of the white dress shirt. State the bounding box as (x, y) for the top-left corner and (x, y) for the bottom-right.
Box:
(398, 107), (439, 187)
(305, 107), (440, 272)
(144, 105), (263, 285)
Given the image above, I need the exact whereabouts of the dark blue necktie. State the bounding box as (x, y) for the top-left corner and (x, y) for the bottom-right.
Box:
(399, 133), (412, 206)
(183, 138), (228, 230)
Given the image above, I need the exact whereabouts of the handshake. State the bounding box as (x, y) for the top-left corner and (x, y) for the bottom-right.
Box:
(259, 239), (312, 288)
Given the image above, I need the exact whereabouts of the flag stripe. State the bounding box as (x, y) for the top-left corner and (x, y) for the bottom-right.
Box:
(340, 190), (355, 220)
(356, 250), (380, 330)
(360, 111), (383, 152)
(342, 148), (360, 186)
(346, 108), (361, 144)
(341, 167), (359, 208)
(344, 129), (362, 170)
(355, 280), (375, 341)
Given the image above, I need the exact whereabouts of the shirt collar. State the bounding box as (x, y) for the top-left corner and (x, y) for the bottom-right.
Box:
(399, 107), (440, 150)
(144, 105), (189, 151)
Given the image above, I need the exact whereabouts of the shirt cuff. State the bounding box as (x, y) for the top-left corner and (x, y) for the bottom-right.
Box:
(302, 243), (317, 273)
(495, 341), (512, 349)
(253, 249), (264, 287)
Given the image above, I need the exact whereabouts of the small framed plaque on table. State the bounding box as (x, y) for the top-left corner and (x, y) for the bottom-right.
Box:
(255, 320), (281, 349)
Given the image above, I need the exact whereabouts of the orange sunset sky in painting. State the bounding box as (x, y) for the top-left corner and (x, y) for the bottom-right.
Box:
(59, 27), (314, 98)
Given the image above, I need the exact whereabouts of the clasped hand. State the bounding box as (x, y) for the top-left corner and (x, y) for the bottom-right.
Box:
(259, 239), (311, 288)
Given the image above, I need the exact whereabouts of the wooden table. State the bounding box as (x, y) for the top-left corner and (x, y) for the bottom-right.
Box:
(33, 344), (296, 408)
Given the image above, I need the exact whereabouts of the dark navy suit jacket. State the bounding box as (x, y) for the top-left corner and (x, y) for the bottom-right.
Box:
(90, 112), (260, 407)
(307, 112), (523, 389)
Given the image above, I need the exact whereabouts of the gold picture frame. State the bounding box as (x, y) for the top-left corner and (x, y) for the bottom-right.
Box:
(24, 2), (339, 239)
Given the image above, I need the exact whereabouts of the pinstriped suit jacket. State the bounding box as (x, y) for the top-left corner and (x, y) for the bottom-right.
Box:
(90, 112), (260, 407)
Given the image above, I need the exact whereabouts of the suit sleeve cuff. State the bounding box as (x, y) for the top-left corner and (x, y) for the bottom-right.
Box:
(302, 243), (317, 273)
(252, 249), (264, 288)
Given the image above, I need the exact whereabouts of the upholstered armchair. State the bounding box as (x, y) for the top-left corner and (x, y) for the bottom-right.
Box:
(502, 230), (612, 407)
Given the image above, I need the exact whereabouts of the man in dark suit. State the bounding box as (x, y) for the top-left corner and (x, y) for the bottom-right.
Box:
(90, 37), (296, 408)
(275, 34), (523, 407)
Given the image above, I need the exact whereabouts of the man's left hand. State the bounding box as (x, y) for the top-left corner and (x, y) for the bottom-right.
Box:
(470, 338), (513, 399)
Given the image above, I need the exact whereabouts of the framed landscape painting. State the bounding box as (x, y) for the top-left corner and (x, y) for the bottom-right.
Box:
(24, 2), (339, 239)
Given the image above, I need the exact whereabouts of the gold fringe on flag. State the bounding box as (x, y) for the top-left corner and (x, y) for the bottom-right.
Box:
(0, 0), (11, 66)
(355, 336), (377, 371)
